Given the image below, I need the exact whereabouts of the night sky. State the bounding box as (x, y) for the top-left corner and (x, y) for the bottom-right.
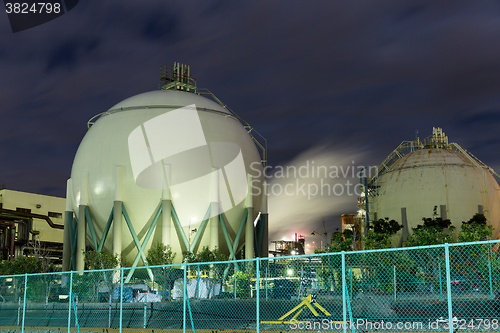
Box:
(2, 1), (500, 248)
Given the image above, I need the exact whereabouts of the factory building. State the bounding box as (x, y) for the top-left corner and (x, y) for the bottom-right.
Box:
(0, 189), (65, 262)
(63, 63), (269, 275)
(358, 127), (500, 245)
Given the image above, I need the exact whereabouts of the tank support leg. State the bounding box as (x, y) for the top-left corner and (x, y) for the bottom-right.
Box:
(76, 205), (86, 271)
(229, 208), (247, 260)
(210, 168), (220, 250)
(85, 206), (98, 250)
(209, 203), (219, 250)
(189, 205), (211, 252)
(245, 174), (254, 259)
(162, 163), (172, 246)
(121, 203), (154, 281)
(161, 200), (172, 245)
(63, 179), (73, 272)
(97, 209), (114, 251)
(76, 171), (89, 272)
(69, 216), (77, 270)
(171, 204), (190, 252)
(124, 203), (162, 283)
(113, 201), (123, 263)
(62, 211), (73, 272)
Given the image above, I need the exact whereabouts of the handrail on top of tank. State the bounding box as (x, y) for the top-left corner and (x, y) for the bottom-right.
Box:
(368, 140), (423, 184)
(449, 142), (500, 179)
(197, 88), (267, 167)
(368, 138), (500, 187)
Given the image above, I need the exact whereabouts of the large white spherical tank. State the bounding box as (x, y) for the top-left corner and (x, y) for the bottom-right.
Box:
(70, 90), (264, 264)
(371, 148), (500, 239)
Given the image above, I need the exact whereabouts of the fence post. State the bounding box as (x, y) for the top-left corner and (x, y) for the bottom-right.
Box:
(196, 264), (200, 300)
(234, 273), (237, 299)
(143, 282), (147, 328)
(108, 291), (112, 328)
(183, 264), (187, 333)
(21, 273), (27, 333)
(256, 258), (260, 333)
(342, 252), (347, 333)
(439, 263), (443, 299)
(119, 268), (124, 333)
(68, 271), (73, 333)
(488, 259), (493, 298)
(393, 265), (396, 300)
(265, 263), (268, 300)
(445, 243), (453, 333)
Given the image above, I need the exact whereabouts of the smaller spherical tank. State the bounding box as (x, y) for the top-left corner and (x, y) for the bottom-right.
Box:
(371, 148), (500, 239)
(69, 89), (264, 264)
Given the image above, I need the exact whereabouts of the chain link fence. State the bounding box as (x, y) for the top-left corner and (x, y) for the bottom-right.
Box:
(1, 240), (500, 332)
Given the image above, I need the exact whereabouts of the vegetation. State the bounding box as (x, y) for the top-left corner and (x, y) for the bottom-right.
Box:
(365, 218), (402, 249)
(0, 256), (44, 275)
(313, 228), (353, 254)
(458, 213), (493, 243)
(228, 270), (251, 298)
(84, 250), (125, 270)
(405, 216), (455, 247)
(146, 243), (176, 266)
(183, 246), (227, 264)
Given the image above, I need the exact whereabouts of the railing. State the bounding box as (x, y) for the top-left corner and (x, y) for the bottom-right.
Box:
(2, 240), (500, 332)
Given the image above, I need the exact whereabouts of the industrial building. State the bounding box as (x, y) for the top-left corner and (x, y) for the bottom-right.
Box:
(0, 189), (65, 263)
(358, 127), (500, 245)
(63, 63), (269, 275)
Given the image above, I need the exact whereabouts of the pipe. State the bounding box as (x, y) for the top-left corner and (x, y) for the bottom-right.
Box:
(0, 208), (64, 229)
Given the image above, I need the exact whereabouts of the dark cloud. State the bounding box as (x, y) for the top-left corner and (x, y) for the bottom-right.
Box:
(2, 0), (500, 239)
(140, 12), (179, 42)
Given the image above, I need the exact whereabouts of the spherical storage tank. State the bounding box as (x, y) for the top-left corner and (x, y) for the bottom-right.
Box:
(65, 65), (265, 268)
(367, 128), (500, 241)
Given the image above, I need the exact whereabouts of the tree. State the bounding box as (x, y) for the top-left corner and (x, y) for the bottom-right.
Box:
(146, 243), (176, 266)
(458, 213), (492, 243)
(365, 218), (402, 250)
(455, 214), (494, 286)
(146, 243), (177, 300)
(84, 250), (123, 270)
(0, 256), (43, 275)
(194, 246), (227, 263)
(314, 229), (350, 292)
(182, 251), (196, 264)
(404, 213), (455, 291)
(405, 216), (455, 247)
(182, 246), (227, 264)
(323, 228), (353, 253)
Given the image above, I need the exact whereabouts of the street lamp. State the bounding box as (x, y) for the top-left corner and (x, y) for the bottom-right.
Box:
(311, 231), (327, 251)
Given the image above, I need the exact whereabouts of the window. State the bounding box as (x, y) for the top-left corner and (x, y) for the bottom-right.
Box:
(48, 211), (63, 219)
(16, 207), (31, 213)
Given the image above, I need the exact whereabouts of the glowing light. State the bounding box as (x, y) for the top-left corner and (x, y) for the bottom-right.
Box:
(287, 269), (293, 276)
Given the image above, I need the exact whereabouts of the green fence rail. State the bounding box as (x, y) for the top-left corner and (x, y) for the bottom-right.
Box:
(1, 240), (500, 332)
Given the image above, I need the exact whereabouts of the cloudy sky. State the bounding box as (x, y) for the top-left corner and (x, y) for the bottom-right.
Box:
(2, 1), (500, 245)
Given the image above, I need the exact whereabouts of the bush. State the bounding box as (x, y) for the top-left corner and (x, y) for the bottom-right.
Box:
(228, 271), (251, 299)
